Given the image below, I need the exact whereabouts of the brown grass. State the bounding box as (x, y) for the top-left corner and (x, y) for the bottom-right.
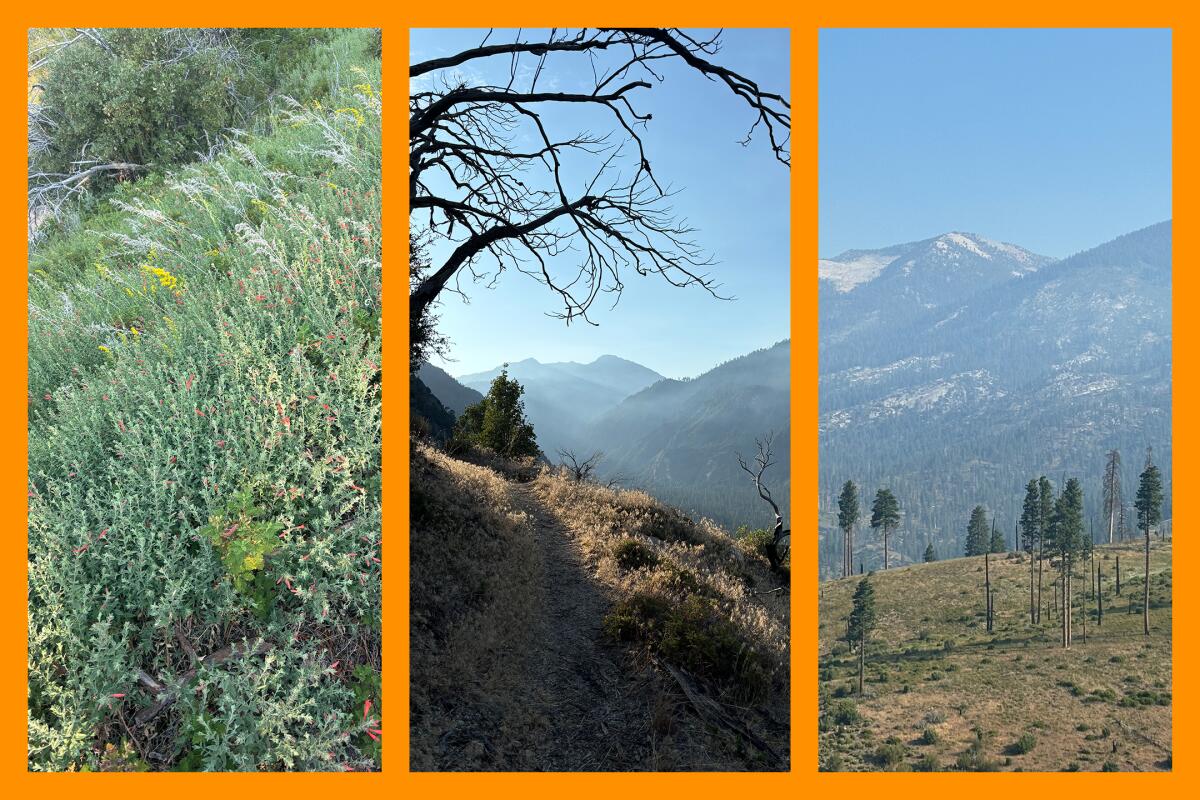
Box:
(818, 541), (1172, 772)
(409, 443), (539, 770)
(410, 443), (790, 770)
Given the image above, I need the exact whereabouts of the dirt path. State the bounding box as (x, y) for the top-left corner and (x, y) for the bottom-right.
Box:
(449, 482), (658, 770)
(509, 483), (658, 769)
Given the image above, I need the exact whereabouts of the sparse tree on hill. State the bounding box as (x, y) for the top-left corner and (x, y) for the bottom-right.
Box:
(838, 481), (860, 579)
(1049, 478), (1085, 648)
(1020, 479), (1041, 624)
(1135, 449), (1164, 636)
(455, 368), (540, 458)
(1037, 476), (1054, 623)
(965, 505), (989, 557)
(989, 517), (1006, 554)
(870, 488), (900, 570)
(737, 434), (790, 574)
(1103, 449), (1124, 544)
(923, 542), (937, 563)
(848, 576), (877, 695)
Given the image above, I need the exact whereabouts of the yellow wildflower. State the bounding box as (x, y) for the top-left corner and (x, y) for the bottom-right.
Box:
(335, 107), (365, 128)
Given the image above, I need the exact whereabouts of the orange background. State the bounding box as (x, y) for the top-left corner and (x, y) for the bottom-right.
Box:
(0, 2), (1189, 794)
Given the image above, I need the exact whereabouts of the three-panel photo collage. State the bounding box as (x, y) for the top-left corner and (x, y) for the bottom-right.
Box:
(24, 25), (1172, 776)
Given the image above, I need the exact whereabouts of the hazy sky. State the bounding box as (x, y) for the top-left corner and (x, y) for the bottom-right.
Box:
(411, 28), (791, 378)
(820, 28), (1172, 259)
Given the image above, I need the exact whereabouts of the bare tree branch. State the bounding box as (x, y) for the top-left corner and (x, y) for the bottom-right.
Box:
(737, 434), (790, 573)
(409, 28), (789, 338)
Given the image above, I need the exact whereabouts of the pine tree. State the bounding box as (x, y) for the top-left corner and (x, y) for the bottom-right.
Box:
(1049, 478), (1085, 648)
(1019, 479), (1040, 624)
(1102, 449), (1124, 544)
(989, 517), (1006, 554)
(1135, 450), (1164, 636)
(455, 367), (540, 458)
(848, 576), (877, 695)
(965, 505), (989, 556)
(1037, 476), (1054, 623)
(870, 488), (901, 570)
(838, 481), (860, 579)
(923, 542), (937, 563)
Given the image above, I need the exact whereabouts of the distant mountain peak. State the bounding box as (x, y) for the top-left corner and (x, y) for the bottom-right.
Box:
(819, 232), (1049, 293)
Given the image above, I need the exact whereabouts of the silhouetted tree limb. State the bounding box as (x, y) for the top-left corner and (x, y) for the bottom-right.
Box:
(558, 448), (605, 482)
(410, 28), (789, 338)
(737, 434), (790, 573)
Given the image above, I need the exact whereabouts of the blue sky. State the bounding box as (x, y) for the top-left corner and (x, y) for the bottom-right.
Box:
(820, 28), (1172, 259)
(411, 28), (791, 378)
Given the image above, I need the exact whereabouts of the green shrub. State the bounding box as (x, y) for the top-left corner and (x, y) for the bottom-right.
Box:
(874, 739), (906, 768)
(919, 727), (941, 745)
(821, 751), (844, 772)
(1011, 732), (1037, 754)
(27, 38), (382, 772)
(613, 539), (659, 571)
(603, 592), (767, 700)
(827, 699), (860, 726)
(914, 753), (940, 771)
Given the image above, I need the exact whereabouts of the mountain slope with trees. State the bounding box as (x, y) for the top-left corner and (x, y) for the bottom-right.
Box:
(819, 223), (1171, 573)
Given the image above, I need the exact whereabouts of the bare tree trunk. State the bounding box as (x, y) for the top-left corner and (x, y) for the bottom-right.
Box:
(1079, 566), (1086, 643)
(1097, 564), (1104, 627)
(985, 551), (992, 634)
(1037, 541), (1044, 623)
(1116, 556), (1121, 595)
(858, 635), (865, 695)
(883, 531), (889, 571)
(1030, 539), (1036, 624)
(1144, 525), (1151, 636)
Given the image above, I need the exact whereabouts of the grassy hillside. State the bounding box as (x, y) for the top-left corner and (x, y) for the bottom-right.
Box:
(28, 30), (381, 772)
(411, 443), (790, 771)
(818, 541), (1172, 772)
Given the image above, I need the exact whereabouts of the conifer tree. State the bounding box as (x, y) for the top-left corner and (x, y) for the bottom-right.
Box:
(1103, 449), (1124, 544)
(965, 505), (989, 556)
(923, 542), (937, 563)
(989, 517), (1006, 554)
(838, 481), (860, 579)
(1049, 478), (1085, 647)
(848, 576), (877, 695)
(870, 488), (901, 570)
(1135, 450), (1164, 636)
(1037, 476), (1054, 623)
(1019, 479), (1040, 624)
(455, 368), (540, 458)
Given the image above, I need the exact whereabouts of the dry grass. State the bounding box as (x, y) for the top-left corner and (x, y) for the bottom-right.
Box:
(410, 444), (790, 770)
(818, 541), (1172, 772)
(409, 443), (539, 770)
(532, 466), (790, 762)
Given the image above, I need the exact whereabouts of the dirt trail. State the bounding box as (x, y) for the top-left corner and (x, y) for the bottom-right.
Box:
(445, 482), (658, 770)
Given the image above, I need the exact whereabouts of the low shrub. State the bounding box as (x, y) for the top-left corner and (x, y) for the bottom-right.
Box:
(613, 539), (659, 571)
(1010, 732), (1037, 755)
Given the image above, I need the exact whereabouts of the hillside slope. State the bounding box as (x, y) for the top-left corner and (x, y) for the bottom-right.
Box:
(590, 340), (790, 531)
(818, 542), (1172, 772)
(27, 30), (382, 772)
(411, 443), (790, 771)
(418, 362), (482, 416)
(819, 223), (1171, 570)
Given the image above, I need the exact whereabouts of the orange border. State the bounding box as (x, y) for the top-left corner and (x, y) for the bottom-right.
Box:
(0, 3), (1191, 796)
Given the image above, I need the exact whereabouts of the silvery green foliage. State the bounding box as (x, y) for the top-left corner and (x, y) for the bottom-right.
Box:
(28, 59), (382, 771)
